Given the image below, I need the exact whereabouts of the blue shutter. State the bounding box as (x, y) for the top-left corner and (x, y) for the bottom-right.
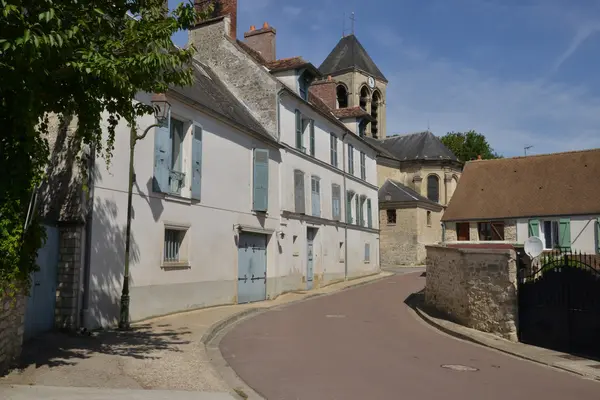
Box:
(559, 218), (571, 250)
(348, 145), (354, 174)
(295, 110), (302, 149)
(309, 120), (315, 156)
(528, 219), (539, 237)
(355, 196), (360, 225)
(346, 192), (353, 223)
(311, 177), (320, 217)
(367, 199), (372, 228)
(253, 149), (269, 212)
(191, 125), (202, 200)
(332, 184), (341, 220)
(364, 243), (370, 262)
(153, 114), (172, 193)
(294, 170), (305, 214)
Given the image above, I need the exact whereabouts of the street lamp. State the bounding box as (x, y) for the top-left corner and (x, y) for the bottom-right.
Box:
(119, 94), (171, 330)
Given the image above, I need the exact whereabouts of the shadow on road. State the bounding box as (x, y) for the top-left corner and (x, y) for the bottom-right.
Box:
(9, 324), (192, 373)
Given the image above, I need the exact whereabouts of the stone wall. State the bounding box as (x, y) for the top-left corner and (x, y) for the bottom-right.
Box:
(379, 208), (420, 266)
(425, 245), (518, 341)
(443, 219), (518, 243)
(0, 288), (26, 375)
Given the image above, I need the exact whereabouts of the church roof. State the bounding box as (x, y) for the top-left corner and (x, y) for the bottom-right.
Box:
(378, 131), (458, 162)
(319, 34), (387, 82)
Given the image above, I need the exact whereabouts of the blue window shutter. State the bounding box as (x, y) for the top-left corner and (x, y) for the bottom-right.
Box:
(311, 177), (320, 217)
(355, 196), (360, 225)
(153, 114), (172, 193)
(346, 192), (353, 224)
(332, 184), (340, 220)
(295, 110), (302, 149)
(559, 219), (571, 250)
(528, 219), (539, 237)
(253, 149), (269, 212)
(294, 170), (305, 214)
(309, 120), (315, 156)
(348, 145), (354, 174)
(191, 125), (202, 200)
(367, 199), (372, 228)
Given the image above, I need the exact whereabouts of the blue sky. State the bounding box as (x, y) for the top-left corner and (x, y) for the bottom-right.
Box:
(170, 0), (600, 157)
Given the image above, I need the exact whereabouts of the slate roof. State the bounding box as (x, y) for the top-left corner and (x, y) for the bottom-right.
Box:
(378, 131), (458, 162)
(379, 179), (441, 208)
(362, 136), (397, 159)
(442, 148), (600, 222)
(319, 34), (387, 82)
(169, 61), (272, 141)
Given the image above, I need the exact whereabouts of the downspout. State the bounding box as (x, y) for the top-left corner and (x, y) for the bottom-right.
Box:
(342, 132), (349, 280)
(441, 221), (446, 243)
(80, 144), (96, 328)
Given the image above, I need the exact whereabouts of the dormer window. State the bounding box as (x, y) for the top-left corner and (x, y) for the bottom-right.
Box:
(336, 85), (348, 108)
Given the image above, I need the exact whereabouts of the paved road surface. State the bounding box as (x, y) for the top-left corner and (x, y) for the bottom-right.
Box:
(220, 272), (600, 400)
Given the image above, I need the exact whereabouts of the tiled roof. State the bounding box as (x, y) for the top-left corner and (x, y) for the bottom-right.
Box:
(319, 34), (387, 82)
(266, 57), (309, 72)
(170, 60), (272, 141)
(379, 179), (441, 208)
(442, 148), (600, 221)
(331, 106), (374, 120)
(379, 131), (458, 162)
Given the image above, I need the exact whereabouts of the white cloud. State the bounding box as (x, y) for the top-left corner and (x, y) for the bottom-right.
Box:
(548, 23), (600, 75)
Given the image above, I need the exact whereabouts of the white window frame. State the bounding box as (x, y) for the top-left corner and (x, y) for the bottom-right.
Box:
(540, 219), (560, 250)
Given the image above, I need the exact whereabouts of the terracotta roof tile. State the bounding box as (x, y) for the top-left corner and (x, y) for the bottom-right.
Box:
(442, 148), (600, 221)
(267, 57), (309, 72)
(332, 106), (373, 120)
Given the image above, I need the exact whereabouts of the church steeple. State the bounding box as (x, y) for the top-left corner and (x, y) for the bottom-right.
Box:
(318, 34), (388, 139)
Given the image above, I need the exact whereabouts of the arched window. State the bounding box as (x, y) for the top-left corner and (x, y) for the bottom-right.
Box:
(371, 90), (381, 138)
(426, 211), (432, 226)
(336, 85), (348, 108)
(427, 175), (439, 203)
(359, 86), (370, 111)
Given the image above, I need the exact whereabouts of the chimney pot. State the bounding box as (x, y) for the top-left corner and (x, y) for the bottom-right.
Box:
(263, 22), (269, 28)
(244, 21), (277, 62)
(250, 25), (255, 31)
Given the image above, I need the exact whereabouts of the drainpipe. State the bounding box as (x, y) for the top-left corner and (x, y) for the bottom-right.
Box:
(441, 221), (446, 243)
(80, 145), (96, 329)
(342, 132), (349, 280)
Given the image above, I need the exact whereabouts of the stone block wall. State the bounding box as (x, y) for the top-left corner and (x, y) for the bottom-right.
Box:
(425, 245), (518, 341)
(55, 226), (83, 330)
(0, 289), (26, 375)
(379, 208), (420, 266)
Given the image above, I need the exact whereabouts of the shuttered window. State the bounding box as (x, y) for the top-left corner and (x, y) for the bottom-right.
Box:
(309, 120), (315, 156)
(355, 196), (360, 226)
(528, 219), (540, 237)
(348, 144), (354, 174)
(153, 112), (172, 193)
(559, 219), (571, 250)
(191, 124), (202, 200)
(294, 170), (305, 214)
(330, 133), (338, 167)
(366, 199), (372, 228)
(332, 184), (341, 221)
(311, 176), (321, 217)
(360, 152), (366, 180)
(295, 110), (303, 150)
(253, 149), (269, 212)
(346, 191), (354, 224)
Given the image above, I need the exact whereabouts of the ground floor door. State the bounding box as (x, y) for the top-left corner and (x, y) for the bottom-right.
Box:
(518, 251), (600, 358)
(24, 225), (60, 340)
(237, 232), (267, 304)
(306, 228), (317, 290)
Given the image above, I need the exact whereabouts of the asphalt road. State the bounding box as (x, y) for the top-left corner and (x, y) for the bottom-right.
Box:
(220, 272), (600, 400)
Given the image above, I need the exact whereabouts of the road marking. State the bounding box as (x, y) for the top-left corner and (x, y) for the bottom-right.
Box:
(441, 364), (479, 372)
(325, 314), (346, 318)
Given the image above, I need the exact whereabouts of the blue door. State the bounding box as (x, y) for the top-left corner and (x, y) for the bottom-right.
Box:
(237, 233), (267, 304)
(306, 228), (316, 290)
(25, 225), (59, 340)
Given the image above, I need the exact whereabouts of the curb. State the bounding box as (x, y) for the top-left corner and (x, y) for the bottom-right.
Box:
(200, 308), (263, 345)
(408, 296), (599, 382)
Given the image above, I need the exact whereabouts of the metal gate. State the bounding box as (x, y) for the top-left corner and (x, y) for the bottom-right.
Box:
(518, 251), (600, 358)
(24, 225), (60, 340)
(237, 232), (267, 304)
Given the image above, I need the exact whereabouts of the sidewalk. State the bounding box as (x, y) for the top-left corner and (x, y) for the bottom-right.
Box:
(408, 292), (600, 382)
(1, 272), (392, 398)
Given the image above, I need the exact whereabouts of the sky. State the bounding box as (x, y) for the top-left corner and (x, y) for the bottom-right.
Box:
(169, 0), (600, 157)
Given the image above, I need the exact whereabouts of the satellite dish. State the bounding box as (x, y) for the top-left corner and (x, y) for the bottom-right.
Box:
(524, 236), (544, 259)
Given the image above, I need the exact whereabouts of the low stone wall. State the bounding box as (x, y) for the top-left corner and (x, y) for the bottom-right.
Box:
(0, 288), (26, 375)
(425, 245), (518, 341)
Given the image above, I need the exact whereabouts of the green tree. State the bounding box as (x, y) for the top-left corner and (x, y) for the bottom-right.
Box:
(440, 130), (502, 162)
(0, 0), (209, 294)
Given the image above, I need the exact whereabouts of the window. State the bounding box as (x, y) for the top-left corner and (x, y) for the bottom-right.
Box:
(478, 222), (505, 241)
(355, 196), (360, 226)
(348, 144), (354, 174)
(346, 191), (354, 223)
(387, 209), (396, 224)
(311, 176), (321, 217)
(298, 72), (309, 100)
(309, 120), (315, 156)
(359, 196), (366, 226)
(332, 184), (341, 221)
(252, 149), (269, 212)
(190, 124), (202, 200)
(364, 243), (371, 262)
(330, 133), (338, 167)
(294, 170), (305, 214)
(360, 152), (366, 180)
(169, 118), (186, 195)
(366, 199), (372, 228)
(358, 120), (367, 137)
(295, 109), (303, 150)
(456, 222), (470, 241)
(371, 91), (381, 138)
(427, 211), (432, 226)
(541, 219), (571, 250)
(427, 175), (439, 203)
(360, 86), (369, 111)
(337, 85), (348, 108)
(163, 227), (189, 267)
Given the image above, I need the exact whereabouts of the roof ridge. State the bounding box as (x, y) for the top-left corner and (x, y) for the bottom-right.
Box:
(467, 147), (600, 163)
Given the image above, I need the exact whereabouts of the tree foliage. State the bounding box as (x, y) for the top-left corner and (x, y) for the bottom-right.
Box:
(440, 130), (502, 162)
(0, 0), (209, 294)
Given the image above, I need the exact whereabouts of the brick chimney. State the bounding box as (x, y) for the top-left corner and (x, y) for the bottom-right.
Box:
(309, 76), (337, 110)
(194, 0), (237, 39)
(244, 22), (276, 62)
